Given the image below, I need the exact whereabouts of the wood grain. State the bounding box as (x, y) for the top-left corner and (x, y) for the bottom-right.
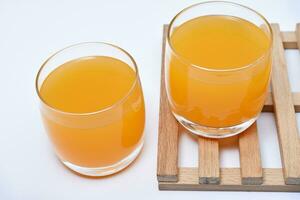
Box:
(270, 24), (300, 185)
(295, 23), (300, 168)
(281, 31), (298, 49)
(296, 24), (300, 50)
(157, 25), (179, 182)
(159, 168), (300, 191)
(238, 123), (263, 185)
(263, 92), (300, 112)
(198, 137), (220, 184)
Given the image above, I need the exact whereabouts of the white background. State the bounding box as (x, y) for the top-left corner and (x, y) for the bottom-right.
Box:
(0, 0), (300, 199)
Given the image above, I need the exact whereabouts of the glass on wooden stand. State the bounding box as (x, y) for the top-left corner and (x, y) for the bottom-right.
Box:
(36, 42), (145, 176)
(165, 1), (273, 138)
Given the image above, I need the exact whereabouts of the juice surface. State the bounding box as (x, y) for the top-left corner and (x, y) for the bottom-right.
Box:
(40, 56), (136, 113)
(170, 15), (270, 69)
(167, 15), (271, 127)
(40, 56), (145, 167)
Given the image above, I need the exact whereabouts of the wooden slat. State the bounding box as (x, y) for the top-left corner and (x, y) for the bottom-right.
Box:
(296, 24), (300, 50)
(159, 168), (300, 191)
(270, 24), (300, 185)
(281, 31), (298, 49)
(238, 123), (263, 185)
(295, 23), (300, 155)
(198, 137), (220, 184)
(263, 92), (300, 112)
(157, 25), (179, 182)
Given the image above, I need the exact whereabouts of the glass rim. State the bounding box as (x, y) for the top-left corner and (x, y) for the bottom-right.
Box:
(35, 41), (140, 116)
(167, 0), (273, 72)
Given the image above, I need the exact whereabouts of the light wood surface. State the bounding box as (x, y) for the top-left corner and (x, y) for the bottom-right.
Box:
(198, 137), (220, 184)
(157, 25), (179, 182)
(263, 92), (300, 112)
(297, 25), (300, 141)
(270, 24), (300, 185)
(281, 31), (298, 49)
(159, 168), (300, 191)
(296, 24), (300, 50)
(238, 123), (263, 185)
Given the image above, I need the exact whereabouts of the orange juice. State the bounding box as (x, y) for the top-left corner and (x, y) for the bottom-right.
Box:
(166, 15), (271, 127)
(39, 56), (145, 167)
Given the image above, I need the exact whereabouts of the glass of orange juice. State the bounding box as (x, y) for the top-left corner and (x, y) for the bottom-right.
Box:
(36, 42), (145, 176)
(165, 1), (272, 138)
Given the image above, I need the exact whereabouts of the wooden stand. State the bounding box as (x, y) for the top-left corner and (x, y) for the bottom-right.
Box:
(157, 24), (300, 192)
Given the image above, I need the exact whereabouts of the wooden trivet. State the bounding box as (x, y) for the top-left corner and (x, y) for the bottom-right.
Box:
(157, 24), (300, 192)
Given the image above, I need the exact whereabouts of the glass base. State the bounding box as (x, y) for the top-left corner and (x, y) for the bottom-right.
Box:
(61, 141), (144, 177)
(173, 112), (257, 138)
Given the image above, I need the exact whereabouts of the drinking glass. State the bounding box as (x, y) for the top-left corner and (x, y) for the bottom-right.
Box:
(165, 1), (272, 138)
(36, 42), (145, 176)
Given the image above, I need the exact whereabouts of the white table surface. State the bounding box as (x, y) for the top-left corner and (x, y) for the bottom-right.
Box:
(1, 0), (300, 199)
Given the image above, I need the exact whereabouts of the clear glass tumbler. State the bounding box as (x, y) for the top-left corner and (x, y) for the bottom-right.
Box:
(36, 42), (145, 176)
(165, 1), (272, 138)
